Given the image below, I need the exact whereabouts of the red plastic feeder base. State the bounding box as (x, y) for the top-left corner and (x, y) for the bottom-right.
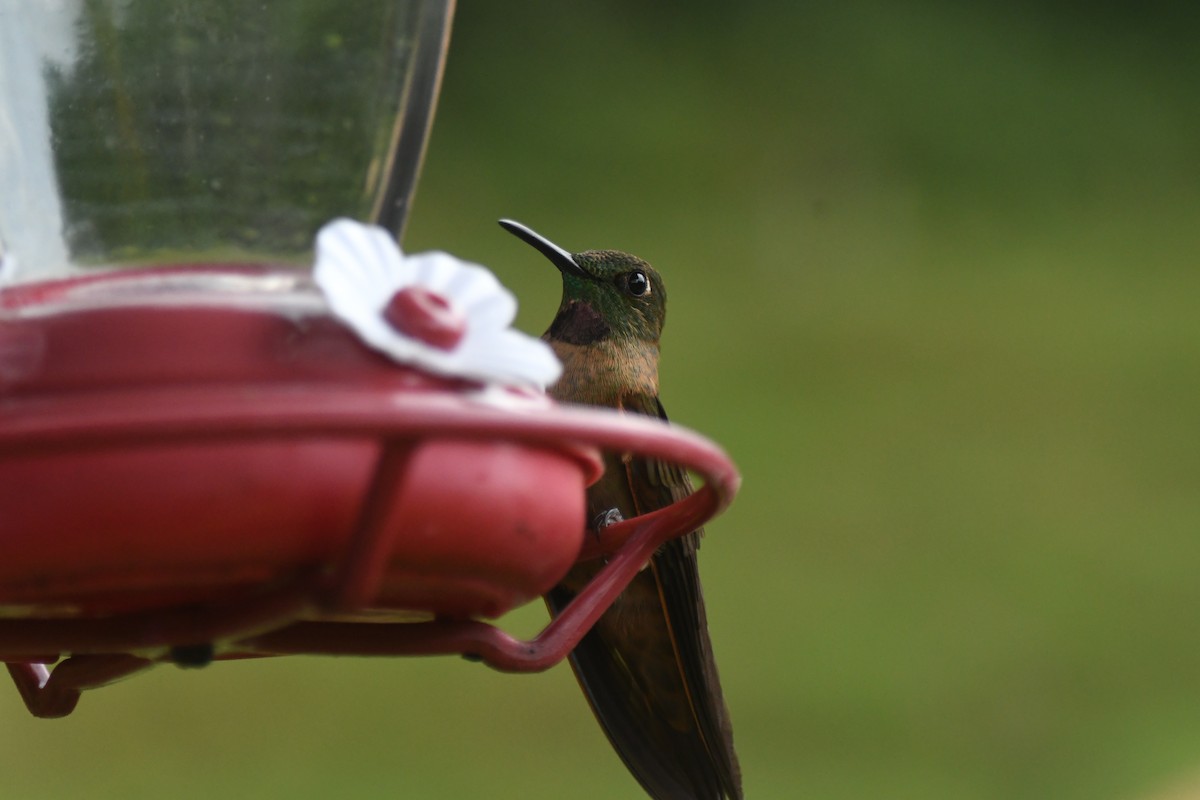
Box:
(0, 267), (739, 718)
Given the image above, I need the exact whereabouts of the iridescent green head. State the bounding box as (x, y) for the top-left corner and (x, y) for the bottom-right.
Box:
(499, 219), (667, 346)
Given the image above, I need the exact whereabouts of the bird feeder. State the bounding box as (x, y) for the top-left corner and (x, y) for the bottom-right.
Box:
(0, 0), (739, 718)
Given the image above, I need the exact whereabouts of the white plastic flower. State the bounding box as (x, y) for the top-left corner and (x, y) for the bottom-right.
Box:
(313, 218), (561, 389)
(0, 250), (15, 287)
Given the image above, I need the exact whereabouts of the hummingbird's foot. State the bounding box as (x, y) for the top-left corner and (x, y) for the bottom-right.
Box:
(590, 510), (628, 561)
(591, 507), (625, 532)
(587, 508), (625, 562)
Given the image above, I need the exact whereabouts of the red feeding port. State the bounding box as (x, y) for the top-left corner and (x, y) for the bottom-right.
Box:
(0, 267), (739, 718)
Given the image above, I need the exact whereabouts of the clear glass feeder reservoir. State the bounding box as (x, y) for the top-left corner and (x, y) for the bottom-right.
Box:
(1, 0), (446, 278)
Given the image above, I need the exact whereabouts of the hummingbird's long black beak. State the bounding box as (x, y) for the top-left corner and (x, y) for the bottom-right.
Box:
(498, 219), (587, 278)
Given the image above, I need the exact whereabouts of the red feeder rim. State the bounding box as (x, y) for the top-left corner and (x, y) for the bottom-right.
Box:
(0, 266), (740, 718)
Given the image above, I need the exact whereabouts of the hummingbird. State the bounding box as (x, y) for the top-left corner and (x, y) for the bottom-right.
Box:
(499, 220), (742, 800)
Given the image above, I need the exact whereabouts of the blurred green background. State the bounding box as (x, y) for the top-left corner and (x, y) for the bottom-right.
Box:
(4, 1), (1200, 798)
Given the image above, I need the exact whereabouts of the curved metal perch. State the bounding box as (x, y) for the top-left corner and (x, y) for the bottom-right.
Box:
(1, 387), (738, 717)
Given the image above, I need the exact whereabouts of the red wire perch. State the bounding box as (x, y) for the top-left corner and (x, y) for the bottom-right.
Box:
(0, 387), (738, 717)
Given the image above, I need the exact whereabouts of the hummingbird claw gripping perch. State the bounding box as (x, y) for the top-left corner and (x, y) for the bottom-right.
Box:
(592, 508), (626, 530)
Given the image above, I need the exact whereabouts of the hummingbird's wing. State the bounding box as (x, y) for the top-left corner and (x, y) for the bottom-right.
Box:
(547, 394), (742, 800)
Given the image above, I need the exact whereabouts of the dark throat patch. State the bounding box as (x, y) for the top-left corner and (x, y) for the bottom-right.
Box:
(547, 300), (611, 345)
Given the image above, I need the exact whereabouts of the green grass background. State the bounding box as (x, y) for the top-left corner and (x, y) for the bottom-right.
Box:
(4, 2), (1200, 797)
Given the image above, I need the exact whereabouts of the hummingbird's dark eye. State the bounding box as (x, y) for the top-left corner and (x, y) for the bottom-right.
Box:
(624, 270), (650, 297)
